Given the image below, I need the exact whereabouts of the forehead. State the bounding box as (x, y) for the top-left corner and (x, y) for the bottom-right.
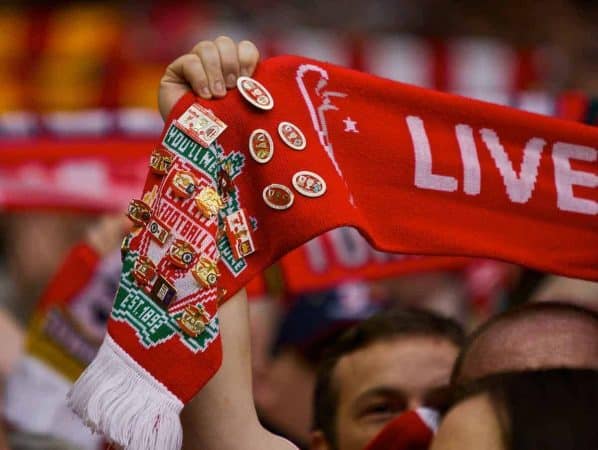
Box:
(333, 336), (459, 401)
(457, 310), (598, 382)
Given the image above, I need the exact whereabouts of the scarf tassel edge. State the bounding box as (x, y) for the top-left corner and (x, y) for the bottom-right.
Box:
(67, 334), (184, 450)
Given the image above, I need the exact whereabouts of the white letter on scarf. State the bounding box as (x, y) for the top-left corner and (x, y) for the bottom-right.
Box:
(480, 129), (545, 203)
(455, 124), (481, 195)
(407, 116), (458, 192)
(552, 142), (598, 215)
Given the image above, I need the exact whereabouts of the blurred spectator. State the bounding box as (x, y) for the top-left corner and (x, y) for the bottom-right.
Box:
(0, 213), (97, 324)
(451, 302), (598, 384)
(311, 307), (465, 450)
(255, 283), (383, 448)
(531, 276), (598, 311)
(431, 369), (598, 450)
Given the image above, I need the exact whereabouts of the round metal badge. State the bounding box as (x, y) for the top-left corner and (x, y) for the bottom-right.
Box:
(262, 184), (294, 210)
(237, 76), (274, 111)
(292, 170), (327, 198)
(249, 129), (274, 164)
(278, 121), (306, 150)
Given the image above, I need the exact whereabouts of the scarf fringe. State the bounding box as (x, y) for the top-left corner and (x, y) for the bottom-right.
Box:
(68, 334), (184, 450)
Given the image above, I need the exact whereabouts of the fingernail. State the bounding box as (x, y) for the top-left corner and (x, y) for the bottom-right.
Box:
(200, 87), (211, 98)
(214, 80), (225, 95)
(226, 74), (237, 88)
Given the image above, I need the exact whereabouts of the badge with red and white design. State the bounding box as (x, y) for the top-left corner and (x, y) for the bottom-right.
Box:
(132, 256), (157, 288)
(263, 184), (294, 210)
(249, 129), (274, 164)
(278, 121), (306, 150)
(177, 305), (210, 338)
(167, 239), (197, 270)
(174, 103), (227, 148)
(149, 147), (174, 175)
(147, 216), (171, 245)
(292, 170), (327, 198)
(237, 76), (274, 110)
(127, 199), (151, 226)
(170, 171), (199, 198)
(224, 209), (256, 260)
(191, 256), (220, 289)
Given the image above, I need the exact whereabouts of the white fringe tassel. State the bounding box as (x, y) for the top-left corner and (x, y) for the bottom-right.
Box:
(68, 334), (184, 450)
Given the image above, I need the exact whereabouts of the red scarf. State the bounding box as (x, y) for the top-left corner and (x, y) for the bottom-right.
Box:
(70, 56), (598, 450)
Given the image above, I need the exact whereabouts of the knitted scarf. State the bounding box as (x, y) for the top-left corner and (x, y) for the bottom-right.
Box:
(69, 55), (598, 450)
(4, 244), (118, 449)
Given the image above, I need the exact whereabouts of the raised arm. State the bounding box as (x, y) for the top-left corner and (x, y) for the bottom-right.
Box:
(158, 37), (297, 450)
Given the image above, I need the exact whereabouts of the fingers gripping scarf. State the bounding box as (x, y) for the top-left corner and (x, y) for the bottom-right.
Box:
(69, 56), (598, 450)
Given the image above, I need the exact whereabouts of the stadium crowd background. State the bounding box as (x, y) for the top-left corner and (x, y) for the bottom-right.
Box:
(0, 1), (596, 449)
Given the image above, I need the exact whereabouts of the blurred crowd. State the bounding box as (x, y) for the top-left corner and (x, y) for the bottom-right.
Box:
(0, 1), (597, 450)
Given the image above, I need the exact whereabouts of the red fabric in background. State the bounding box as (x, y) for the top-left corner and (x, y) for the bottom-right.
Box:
(37, 243), (100, 311)
(0, 138), (150, 213)
(280, 227), (469, 294)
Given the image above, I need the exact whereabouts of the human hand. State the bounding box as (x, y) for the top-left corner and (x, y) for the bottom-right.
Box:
(158, 37), (260, 120)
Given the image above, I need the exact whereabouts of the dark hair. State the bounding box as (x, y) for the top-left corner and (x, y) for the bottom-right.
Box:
(455, 369), (598, 450)
(451, 301), (598, 384)
(312, 307), (465, 448)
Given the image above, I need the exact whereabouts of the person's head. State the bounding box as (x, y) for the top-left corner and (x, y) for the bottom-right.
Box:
(451, 302), (598, 385)
(431, 369), (598, 450)
(311, 307), (465, 450)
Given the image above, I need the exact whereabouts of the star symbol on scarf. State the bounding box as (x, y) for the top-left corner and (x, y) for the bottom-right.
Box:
(343, 117), (359, 133)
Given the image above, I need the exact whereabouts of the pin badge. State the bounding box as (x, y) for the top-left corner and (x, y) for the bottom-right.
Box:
(217, 163), (235, 201)
(292, 170), (327, 198)
(126, 199), (151, 226)
(174, 103), (227, 147)
(168, 239), (197, 269)
(133, 256), (157, 287)
(149, 147), (174, 175)
(192, 256), (220, 289)
(278, 121), (306, 150)
(249, 129), (274, 164)
(150, 275), (177, 309)
(224, 209), (257, 259)
(177, 305), (210, 337)
(170, 171), (198, 198)
(263, 184), (294, 210)
(147, 217), (171, 245)
(195, 187), (224, 218)
(121, 234), (132, 260)
(237, 76), (274, 110)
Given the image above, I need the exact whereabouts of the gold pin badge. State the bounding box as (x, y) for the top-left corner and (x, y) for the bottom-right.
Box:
(132, 256), (156, 287)
(177, 305), (210, 337)
(126, 199), (151, 226)
(170, 171), (199, 198)
(168, 239), (197, 269)
(192, 256), (220, 289)
(149, 147), (174, 175)
(121, 234), (132, 260)
(195, 187), (224, 218)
